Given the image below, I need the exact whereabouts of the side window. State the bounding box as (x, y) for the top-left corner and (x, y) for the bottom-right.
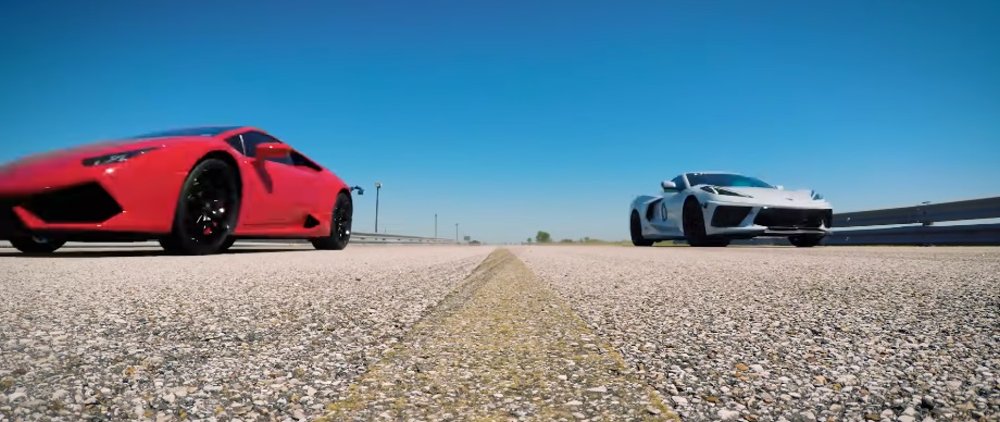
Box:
(240, 133), (261, 158)
(225, 135), (246, 155)
(241, 131), (294, 165)
(290, 152), (322, 171)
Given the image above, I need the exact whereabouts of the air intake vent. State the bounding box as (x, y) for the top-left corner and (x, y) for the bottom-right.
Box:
(0, 200), (26, 237)
(711, 206), (752, 227)
(304, 215), (320, 229)
(22, 183), (122, 223)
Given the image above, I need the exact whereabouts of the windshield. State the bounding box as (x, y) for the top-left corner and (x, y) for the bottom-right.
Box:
(686, 173), (774, 188)
(125, 126), (242, 139)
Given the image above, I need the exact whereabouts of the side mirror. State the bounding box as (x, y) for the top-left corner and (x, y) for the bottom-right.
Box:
(661, 180), (678, 191)
(255, 142), (292, 160)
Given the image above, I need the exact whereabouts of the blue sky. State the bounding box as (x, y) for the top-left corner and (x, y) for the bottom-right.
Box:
(1, 1), (998, 243)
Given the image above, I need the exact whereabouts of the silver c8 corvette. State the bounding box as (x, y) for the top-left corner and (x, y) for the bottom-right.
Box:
(629, 172), (833, 247)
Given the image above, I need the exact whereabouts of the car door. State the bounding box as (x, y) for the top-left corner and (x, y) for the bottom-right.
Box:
(283, 150), (327, 225)
(238, 131), (308, 227)
(224, 133), (277, 227)
(286, 150), (325, 212)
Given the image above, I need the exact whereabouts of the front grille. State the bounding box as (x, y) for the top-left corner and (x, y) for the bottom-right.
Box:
(21, 183), (122, 223)
(711, 206), (752, 227)
(754, 208), (831, 229)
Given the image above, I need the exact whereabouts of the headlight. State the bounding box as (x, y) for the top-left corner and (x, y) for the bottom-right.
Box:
(82, 147), (158, 167)
(701, 186), (752, 198)
(811, 190), (824, 200)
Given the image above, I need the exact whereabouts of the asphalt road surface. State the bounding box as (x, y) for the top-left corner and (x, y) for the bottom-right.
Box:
(1, 245), (997, 421)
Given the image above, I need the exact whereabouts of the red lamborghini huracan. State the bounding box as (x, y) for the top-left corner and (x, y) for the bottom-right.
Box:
(0, 126), (354, 255)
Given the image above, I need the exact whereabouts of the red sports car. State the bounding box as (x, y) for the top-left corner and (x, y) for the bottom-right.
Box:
(0, 126), (354, 254)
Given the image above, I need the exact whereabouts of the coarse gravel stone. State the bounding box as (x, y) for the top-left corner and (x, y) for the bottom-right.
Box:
(516, 246), (1000, 422)
(0, 245), (491, 421)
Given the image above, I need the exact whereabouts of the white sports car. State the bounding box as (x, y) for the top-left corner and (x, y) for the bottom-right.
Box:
(629, 172), (833, 247)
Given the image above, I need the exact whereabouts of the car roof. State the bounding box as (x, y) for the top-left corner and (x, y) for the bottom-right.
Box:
(685, 171), (743, 176)
(123, 126), (249, 140)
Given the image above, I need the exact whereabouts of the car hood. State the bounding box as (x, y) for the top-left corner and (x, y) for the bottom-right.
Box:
(0, 137), (193, 183)
(705, 186), (829, 207)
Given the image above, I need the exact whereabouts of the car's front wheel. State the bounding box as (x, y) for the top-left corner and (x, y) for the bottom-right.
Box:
(789, 235), (824, 247)
(160, 158), (241, 255)
(312, 192), (352, 250)
(630, 211), (654, 247)
(10, 235), (66, 254)
(683, 198), (730, 247)
(218, 237), (237, 253)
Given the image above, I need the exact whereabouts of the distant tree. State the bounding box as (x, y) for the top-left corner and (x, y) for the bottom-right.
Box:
(527, 238), (533, 244)
(535, 231), (552, 243)
(559, 239), (574, 243)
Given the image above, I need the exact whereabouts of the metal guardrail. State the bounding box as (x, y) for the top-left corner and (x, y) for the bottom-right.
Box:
(827, 196), (1000, 245)
(352, 232), (455, 244)
(247, 232), (455, 245)
(826, 223), (1000, 246)
(833, 196), (1000, 227)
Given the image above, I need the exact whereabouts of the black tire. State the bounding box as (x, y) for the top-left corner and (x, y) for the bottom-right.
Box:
(160, 158), (241, 255)
(789, 235), (824, 247)
(218, 237), (237, 253)
(683, 197), (730, 247)
(630, 211), (654, 247)
(312, 192), (352, 250)
(10, 235), (66, 254)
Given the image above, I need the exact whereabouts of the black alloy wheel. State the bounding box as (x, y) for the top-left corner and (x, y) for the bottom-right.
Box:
(312, 192), (352, 250)
(683, 198), (729, 247)
(10, 235), (67, 254)
(160, 159), (241, 255)
(630, 211), (654, 247)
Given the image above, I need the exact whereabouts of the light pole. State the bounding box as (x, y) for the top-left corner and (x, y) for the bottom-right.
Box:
(434, 214), (438, 238)
(374, 182), (382, 233)
(455, 223), (459, 243)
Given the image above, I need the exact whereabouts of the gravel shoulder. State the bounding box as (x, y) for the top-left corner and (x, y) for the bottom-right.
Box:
(0, 245), (492, 421)
(321, 249), (677, 421)
(517, 246), (1000, 422)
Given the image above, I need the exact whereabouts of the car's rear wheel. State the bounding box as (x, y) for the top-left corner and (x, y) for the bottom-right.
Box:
(312, 192), (352, 250)
(789, 235), (824, 247)
(160, 158), (241, 255)
(10, 235), (66, 254)
(630, 211), (654, 247)
(683, 197), (730, 247)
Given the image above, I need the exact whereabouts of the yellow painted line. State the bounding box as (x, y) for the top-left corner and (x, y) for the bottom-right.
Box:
(319, 249), (678, 421)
